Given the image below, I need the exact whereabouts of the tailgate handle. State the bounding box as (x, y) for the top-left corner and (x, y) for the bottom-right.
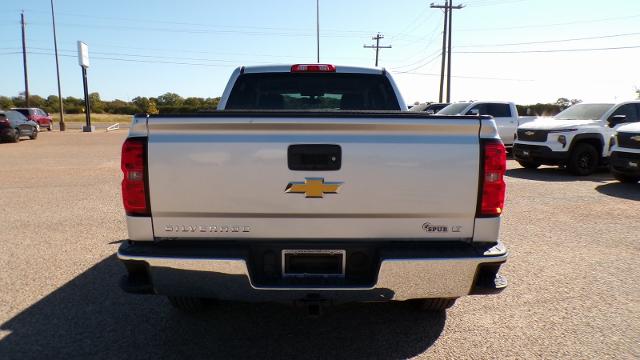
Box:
(288, 144), (341, 171)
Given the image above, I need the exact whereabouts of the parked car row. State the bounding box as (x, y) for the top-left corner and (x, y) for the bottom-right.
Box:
(12, 107), (53, 131)
(414, 100), (640, 183)
(414, 101), (535, 147)
(0, 109), (39, 143)
(513, 101), (640, 182)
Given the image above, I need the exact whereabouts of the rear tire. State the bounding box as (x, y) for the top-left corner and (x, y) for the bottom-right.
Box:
(167, 296), (209, 312)
(613, 172), (640, 183)
(517, 160), (540, 169)
(11, 128), (20, 143)
(29, 127), (38, 140)
(568, 143), (599, 176)
(409, 298), (457, 311)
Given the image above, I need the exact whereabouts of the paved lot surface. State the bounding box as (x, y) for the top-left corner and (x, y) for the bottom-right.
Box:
(1, 130), (638, 359)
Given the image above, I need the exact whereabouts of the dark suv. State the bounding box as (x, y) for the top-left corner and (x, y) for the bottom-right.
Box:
(12, 107), (53, 131)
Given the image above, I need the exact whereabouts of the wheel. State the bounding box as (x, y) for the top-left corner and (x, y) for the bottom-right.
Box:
(567, 143), (599, 176)
(409, 298), (457, 311)
(29, 127), (38, 140)
(11, 128), (20, 143)
(613, 172), (640, 183)
(167, 296), (209, 312)
(517, 160), (541, 169)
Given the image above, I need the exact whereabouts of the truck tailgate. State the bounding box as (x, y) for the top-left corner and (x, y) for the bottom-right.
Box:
(146, 114), (481, 240)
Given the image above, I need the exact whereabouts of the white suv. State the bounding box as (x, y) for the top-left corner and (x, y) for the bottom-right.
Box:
(610, 122), (640, 183)
(513, 101), (640, 175)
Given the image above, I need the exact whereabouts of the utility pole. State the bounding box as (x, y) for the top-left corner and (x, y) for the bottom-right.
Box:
(316, 0), (320, 62)
(430, 2), (463, 102)
(50, 0), (65, 131)
(21, 11), (30, 107)
(363, 33), (392, 67)
(435, 2), (448, 103)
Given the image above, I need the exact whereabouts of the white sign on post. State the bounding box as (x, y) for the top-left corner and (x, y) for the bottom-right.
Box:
(77, 41), (89, 68)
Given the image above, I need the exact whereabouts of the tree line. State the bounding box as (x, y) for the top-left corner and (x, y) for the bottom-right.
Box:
(6, 93), (636, 116)
(0, 92), (221, 115)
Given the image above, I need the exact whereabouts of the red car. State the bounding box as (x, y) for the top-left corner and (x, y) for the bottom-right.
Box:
(12, 107), (53, 131)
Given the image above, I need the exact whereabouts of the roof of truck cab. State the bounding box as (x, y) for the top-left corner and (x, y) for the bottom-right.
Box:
(240, 64), (385, 75)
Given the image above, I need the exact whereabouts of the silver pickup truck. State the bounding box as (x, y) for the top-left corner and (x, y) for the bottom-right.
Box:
(117, 64), (508, 313)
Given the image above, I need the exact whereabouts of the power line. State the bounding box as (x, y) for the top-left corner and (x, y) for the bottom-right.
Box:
(458, 13), (640, 32)
(390, 70), (532, 82)
(390, 18), (443, 67)
(27, 46), (244, 63)
(9, 7), (374, 35)
(20, 51), (245, 67)
(12, 8), (426, 41)
(390, 7), (434, 41)
(465, 0), (528, 7)
(455, 45), (640, 54)
(456, 31), (640, 48)
(3, 44), (373, 62)
(390, 49), (442, 72)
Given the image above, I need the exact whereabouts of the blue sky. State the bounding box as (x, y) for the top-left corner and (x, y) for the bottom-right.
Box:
(1, 0), (639, 104)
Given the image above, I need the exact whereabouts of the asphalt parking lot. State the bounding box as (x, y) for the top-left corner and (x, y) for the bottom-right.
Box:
(0, 130), (638, 359)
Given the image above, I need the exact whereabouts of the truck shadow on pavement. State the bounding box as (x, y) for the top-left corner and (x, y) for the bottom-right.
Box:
(0, 254), (446, 360)
(505, 167), (613, 183)
(595, 182), (640, 201)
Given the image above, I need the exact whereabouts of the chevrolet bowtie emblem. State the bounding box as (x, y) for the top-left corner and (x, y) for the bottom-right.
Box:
(285, 178), (343, 198)
(525, 131), (535, 136)
(631, 135), (640, 142)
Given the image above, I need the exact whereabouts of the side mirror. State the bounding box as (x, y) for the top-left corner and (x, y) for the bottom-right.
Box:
(426, 109), (435, 115)
(468, 109), (480, 116)
(607, 114), (627, 127)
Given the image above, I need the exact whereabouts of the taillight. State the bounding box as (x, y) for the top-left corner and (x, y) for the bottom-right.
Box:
(121, 137), (149, 216)
(0, 118), (9, 126)
(478, 139), (506, 217)
(291, 64), (336, 72)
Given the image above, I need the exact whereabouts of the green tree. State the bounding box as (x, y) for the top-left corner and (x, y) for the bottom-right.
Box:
(63, 96), (84, 113)
(45, 95), (60, 112)
(183, 97), (204, 107)
(132, 96), (159, 114)
(0, 96), (13, 109)
(147, 100), (159, 114)
(132, 96), (150, 112)
(89, 92), (104, 113)
(156, 92), (184, 106)
(555, 98), (571, 109)
(29, 95), (45, 108)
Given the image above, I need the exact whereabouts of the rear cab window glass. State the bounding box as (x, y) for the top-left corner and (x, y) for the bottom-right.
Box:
(437, 102), (471, 115)
(485, 104), (511, 117)
(6, 111), (26, 121)
(14, 109), (29, 117)
(465, 104), (486, 115)
(555, 104), (614, 120)
(611, 104), (639, 122)
(225, 73), (400, 111)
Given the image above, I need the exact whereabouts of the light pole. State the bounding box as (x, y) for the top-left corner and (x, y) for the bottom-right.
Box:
(50, 0), (65, 131)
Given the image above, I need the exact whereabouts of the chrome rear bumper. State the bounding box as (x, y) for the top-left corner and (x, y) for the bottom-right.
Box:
(117, 241), (507, 302)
